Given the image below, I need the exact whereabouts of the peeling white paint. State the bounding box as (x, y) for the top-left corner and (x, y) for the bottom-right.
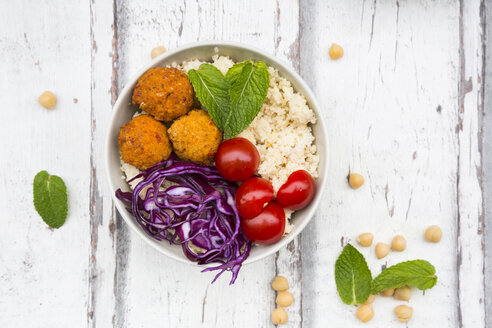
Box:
(0, 0), (488, 327)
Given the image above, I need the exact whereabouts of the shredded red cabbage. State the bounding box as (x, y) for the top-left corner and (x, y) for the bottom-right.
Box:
(115, 155), (251, 284)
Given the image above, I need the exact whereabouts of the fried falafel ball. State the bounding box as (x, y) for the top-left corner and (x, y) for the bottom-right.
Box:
(118, 114), (172, 170)
(168, 110), (223, 165)
(132, 67), (194, 122)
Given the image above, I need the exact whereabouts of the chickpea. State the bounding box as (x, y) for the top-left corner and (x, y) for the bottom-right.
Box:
(364, 294), (376, 305)
(272, 276), (289, 291)
(150, 46), (167, 59)
(391, 235), (407, 252)
(348, 173), (364, 189)
(38, 91), (57, 109)
(394, 286), (411, 301)
(375, 242), (390, 259)
(355, 304), (374, 323)
(329, 43), (344, 60)
(394, 305), (413, 322)
(425, 225), (442, 243)
(380, 288), (395, 297)
(276, 291), (294, 307)
(271, 307), (288, 325)
(357, 233), (374, 247)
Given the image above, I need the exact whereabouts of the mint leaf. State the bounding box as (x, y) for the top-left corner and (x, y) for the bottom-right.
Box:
(224, 61), (269, 139)
(335, 244), (372, 305)
(33, 170), (68, 228)
(225, 61), (249, 86)
(188, 64), (230, 129)
(371, 260), (437, 294)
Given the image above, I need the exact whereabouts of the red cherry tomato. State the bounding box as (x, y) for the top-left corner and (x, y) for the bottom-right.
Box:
(235, 177), (274, 219)
(215, 137), (260, 181)
(240, 201), (285, 245)
(276, 170), (316, 210)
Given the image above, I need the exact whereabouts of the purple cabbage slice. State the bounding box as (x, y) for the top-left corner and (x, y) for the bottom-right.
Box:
(115, 154), (251, 284)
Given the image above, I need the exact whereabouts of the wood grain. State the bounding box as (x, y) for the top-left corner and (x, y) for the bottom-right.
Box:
(299, 0), (482, 326)
(88, 0), (120, 327)
(0, 0), (92, 326)
(457, 0), (487, 326)
(483, 1), (492, 326)
(0, 0), (491, 327)
(272, 1), (304, 327)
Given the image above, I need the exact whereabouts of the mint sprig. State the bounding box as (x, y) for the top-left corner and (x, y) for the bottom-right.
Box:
(188, 60), (269, 139)
(33, 170), (68, 228)
(371, 260), (437, 294)
(335, 245), (438, 305)
(335, 244), (372, 305)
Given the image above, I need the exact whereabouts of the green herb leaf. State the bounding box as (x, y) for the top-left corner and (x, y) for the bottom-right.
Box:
(371, 260), (437, 294)
(187, 64), (230, 129)
(33, 170), (68, 228)
(187, 60), (270, 138)
(225, 61), (249, 86)
(224, 61), (269, 139)
(335, 244), (372, 305)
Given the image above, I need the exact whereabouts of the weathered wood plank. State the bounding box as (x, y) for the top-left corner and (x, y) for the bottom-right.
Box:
(272, 1), (304, 327)
(113, 0), (303, 326)
(300, 0), (469, 326)
(483, 0), (492, 326)
(457, 0), (487, 326)
(0, 1), (92, 326)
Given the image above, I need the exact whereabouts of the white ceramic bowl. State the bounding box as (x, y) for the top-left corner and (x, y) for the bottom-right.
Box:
(105, 41), (328, 266)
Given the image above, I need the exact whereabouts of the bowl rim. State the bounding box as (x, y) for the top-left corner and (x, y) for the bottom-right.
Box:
(105, 40), (329, 267)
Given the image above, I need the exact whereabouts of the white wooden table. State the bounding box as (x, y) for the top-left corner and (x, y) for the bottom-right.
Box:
(1, 0), (491, 327)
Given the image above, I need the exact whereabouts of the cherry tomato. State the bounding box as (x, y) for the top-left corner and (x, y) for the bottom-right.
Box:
(236, 177), (274, 219)
(215, 137), (260, 181)
(241, 201), (285, 245)
(276, 170), (316, 210)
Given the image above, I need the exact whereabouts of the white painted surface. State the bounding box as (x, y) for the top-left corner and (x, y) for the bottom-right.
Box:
(0, 0), (489, 327)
